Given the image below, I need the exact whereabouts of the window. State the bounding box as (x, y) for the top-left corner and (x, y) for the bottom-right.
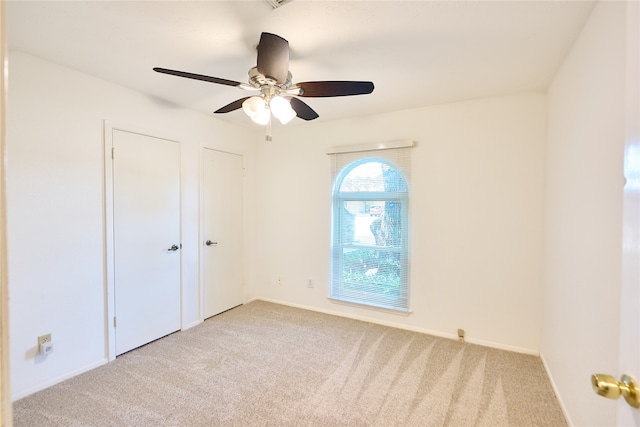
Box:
(330, 147), (410, 312)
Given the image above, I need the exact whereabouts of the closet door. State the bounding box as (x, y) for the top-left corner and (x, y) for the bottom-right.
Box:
(112, 129), (181, 355)
(202, 148), (244, 318)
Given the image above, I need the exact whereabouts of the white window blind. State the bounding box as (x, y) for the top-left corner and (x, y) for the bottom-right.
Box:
(329, 146), (411, 312)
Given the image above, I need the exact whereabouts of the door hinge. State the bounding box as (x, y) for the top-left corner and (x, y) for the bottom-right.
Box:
(113, 316), (117, 327)
(111, 147), (115, 159)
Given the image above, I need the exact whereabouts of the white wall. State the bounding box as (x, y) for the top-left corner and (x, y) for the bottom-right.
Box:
(247, 93), (547, 353)
(541, 2), (626, 425)
(6, 50), (548, 402)
(10, 5), (629, 416)
(6, 51), (259, 399)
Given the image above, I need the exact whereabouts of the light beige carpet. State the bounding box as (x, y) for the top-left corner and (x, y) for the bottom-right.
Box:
(13, 300), (566, 426)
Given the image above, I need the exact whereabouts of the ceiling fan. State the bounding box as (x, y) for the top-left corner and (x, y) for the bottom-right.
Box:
(154, 32), (374, 140)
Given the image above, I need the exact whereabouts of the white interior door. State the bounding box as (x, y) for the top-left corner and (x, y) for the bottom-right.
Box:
(202, 148), (244, 319)
(112, 129), (181, 355)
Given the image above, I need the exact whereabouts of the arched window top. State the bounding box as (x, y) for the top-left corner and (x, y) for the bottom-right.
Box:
(337, 159), (407, 193)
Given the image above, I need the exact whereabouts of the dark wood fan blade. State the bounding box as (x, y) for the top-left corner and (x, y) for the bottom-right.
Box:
(256, 33), (289, 85)
(153, 67), (242, 87)
(288, 97), (319, 121)
(214, 97), (250, 114)
(296, 81), (374, 97)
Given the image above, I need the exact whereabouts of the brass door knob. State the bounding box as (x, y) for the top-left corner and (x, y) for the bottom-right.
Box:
(591, 373), (640, 408)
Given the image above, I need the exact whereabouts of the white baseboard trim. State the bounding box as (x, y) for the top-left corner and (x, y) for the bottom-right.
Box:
(183, 319), (202, 330)
(540, 352), (573, 427)
(11, 300), (541, 402)
(254, 297), (539, 356)
(12, 358), (108, 401)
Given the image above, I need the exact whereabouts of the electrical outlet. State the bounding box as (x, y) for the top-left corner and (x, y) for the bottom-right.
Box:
(307, 278), (314, 288)
(457, 329), (465, 343)
(37, 333), (54, 355)
(38, 333), (51, 346)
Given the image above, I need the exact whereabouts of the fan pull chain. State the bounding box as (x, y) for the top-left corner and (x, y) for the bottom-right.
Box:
(266, 114), (273, 141)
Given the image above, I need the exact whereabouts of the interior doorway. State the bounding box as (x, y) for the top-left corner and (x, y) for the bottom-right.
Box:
(201, 148), (244, 319)
(105, 125), (182, 358)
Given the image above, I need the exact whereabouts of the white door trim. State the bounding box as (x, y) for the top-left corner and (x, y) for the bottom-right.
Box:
(103, 120), (181, 361)
(0, 1), (12, 421)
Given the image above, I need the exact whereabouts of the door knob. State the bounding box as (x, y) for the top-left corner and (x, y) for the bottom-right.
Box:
(167, 244), (179, 252)
(591, 373), (640, 408)
(205, 240), (218, 246)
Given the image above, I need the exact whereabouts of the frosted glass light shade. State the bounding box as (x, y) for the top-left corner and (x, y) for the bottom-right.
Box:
(269, 96), (297, 125)
(242, 96), (270, 125)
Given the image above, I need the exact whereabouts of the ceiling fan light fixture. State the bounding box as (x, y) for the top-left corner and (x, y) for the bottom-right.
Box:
(242, 96), (270, 125)
(252, 108), (271, 125)
(155, 32), (375, 132)
(270, 96), (297, 124)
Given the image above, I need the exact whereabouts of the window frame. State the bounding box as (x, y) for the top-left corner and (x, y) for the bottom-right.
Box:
(330, 157), (410, 312)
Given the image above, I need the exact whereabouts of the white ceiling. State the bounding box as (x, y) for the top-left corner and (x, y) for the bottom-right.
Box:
(7, 0), (596, 127)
